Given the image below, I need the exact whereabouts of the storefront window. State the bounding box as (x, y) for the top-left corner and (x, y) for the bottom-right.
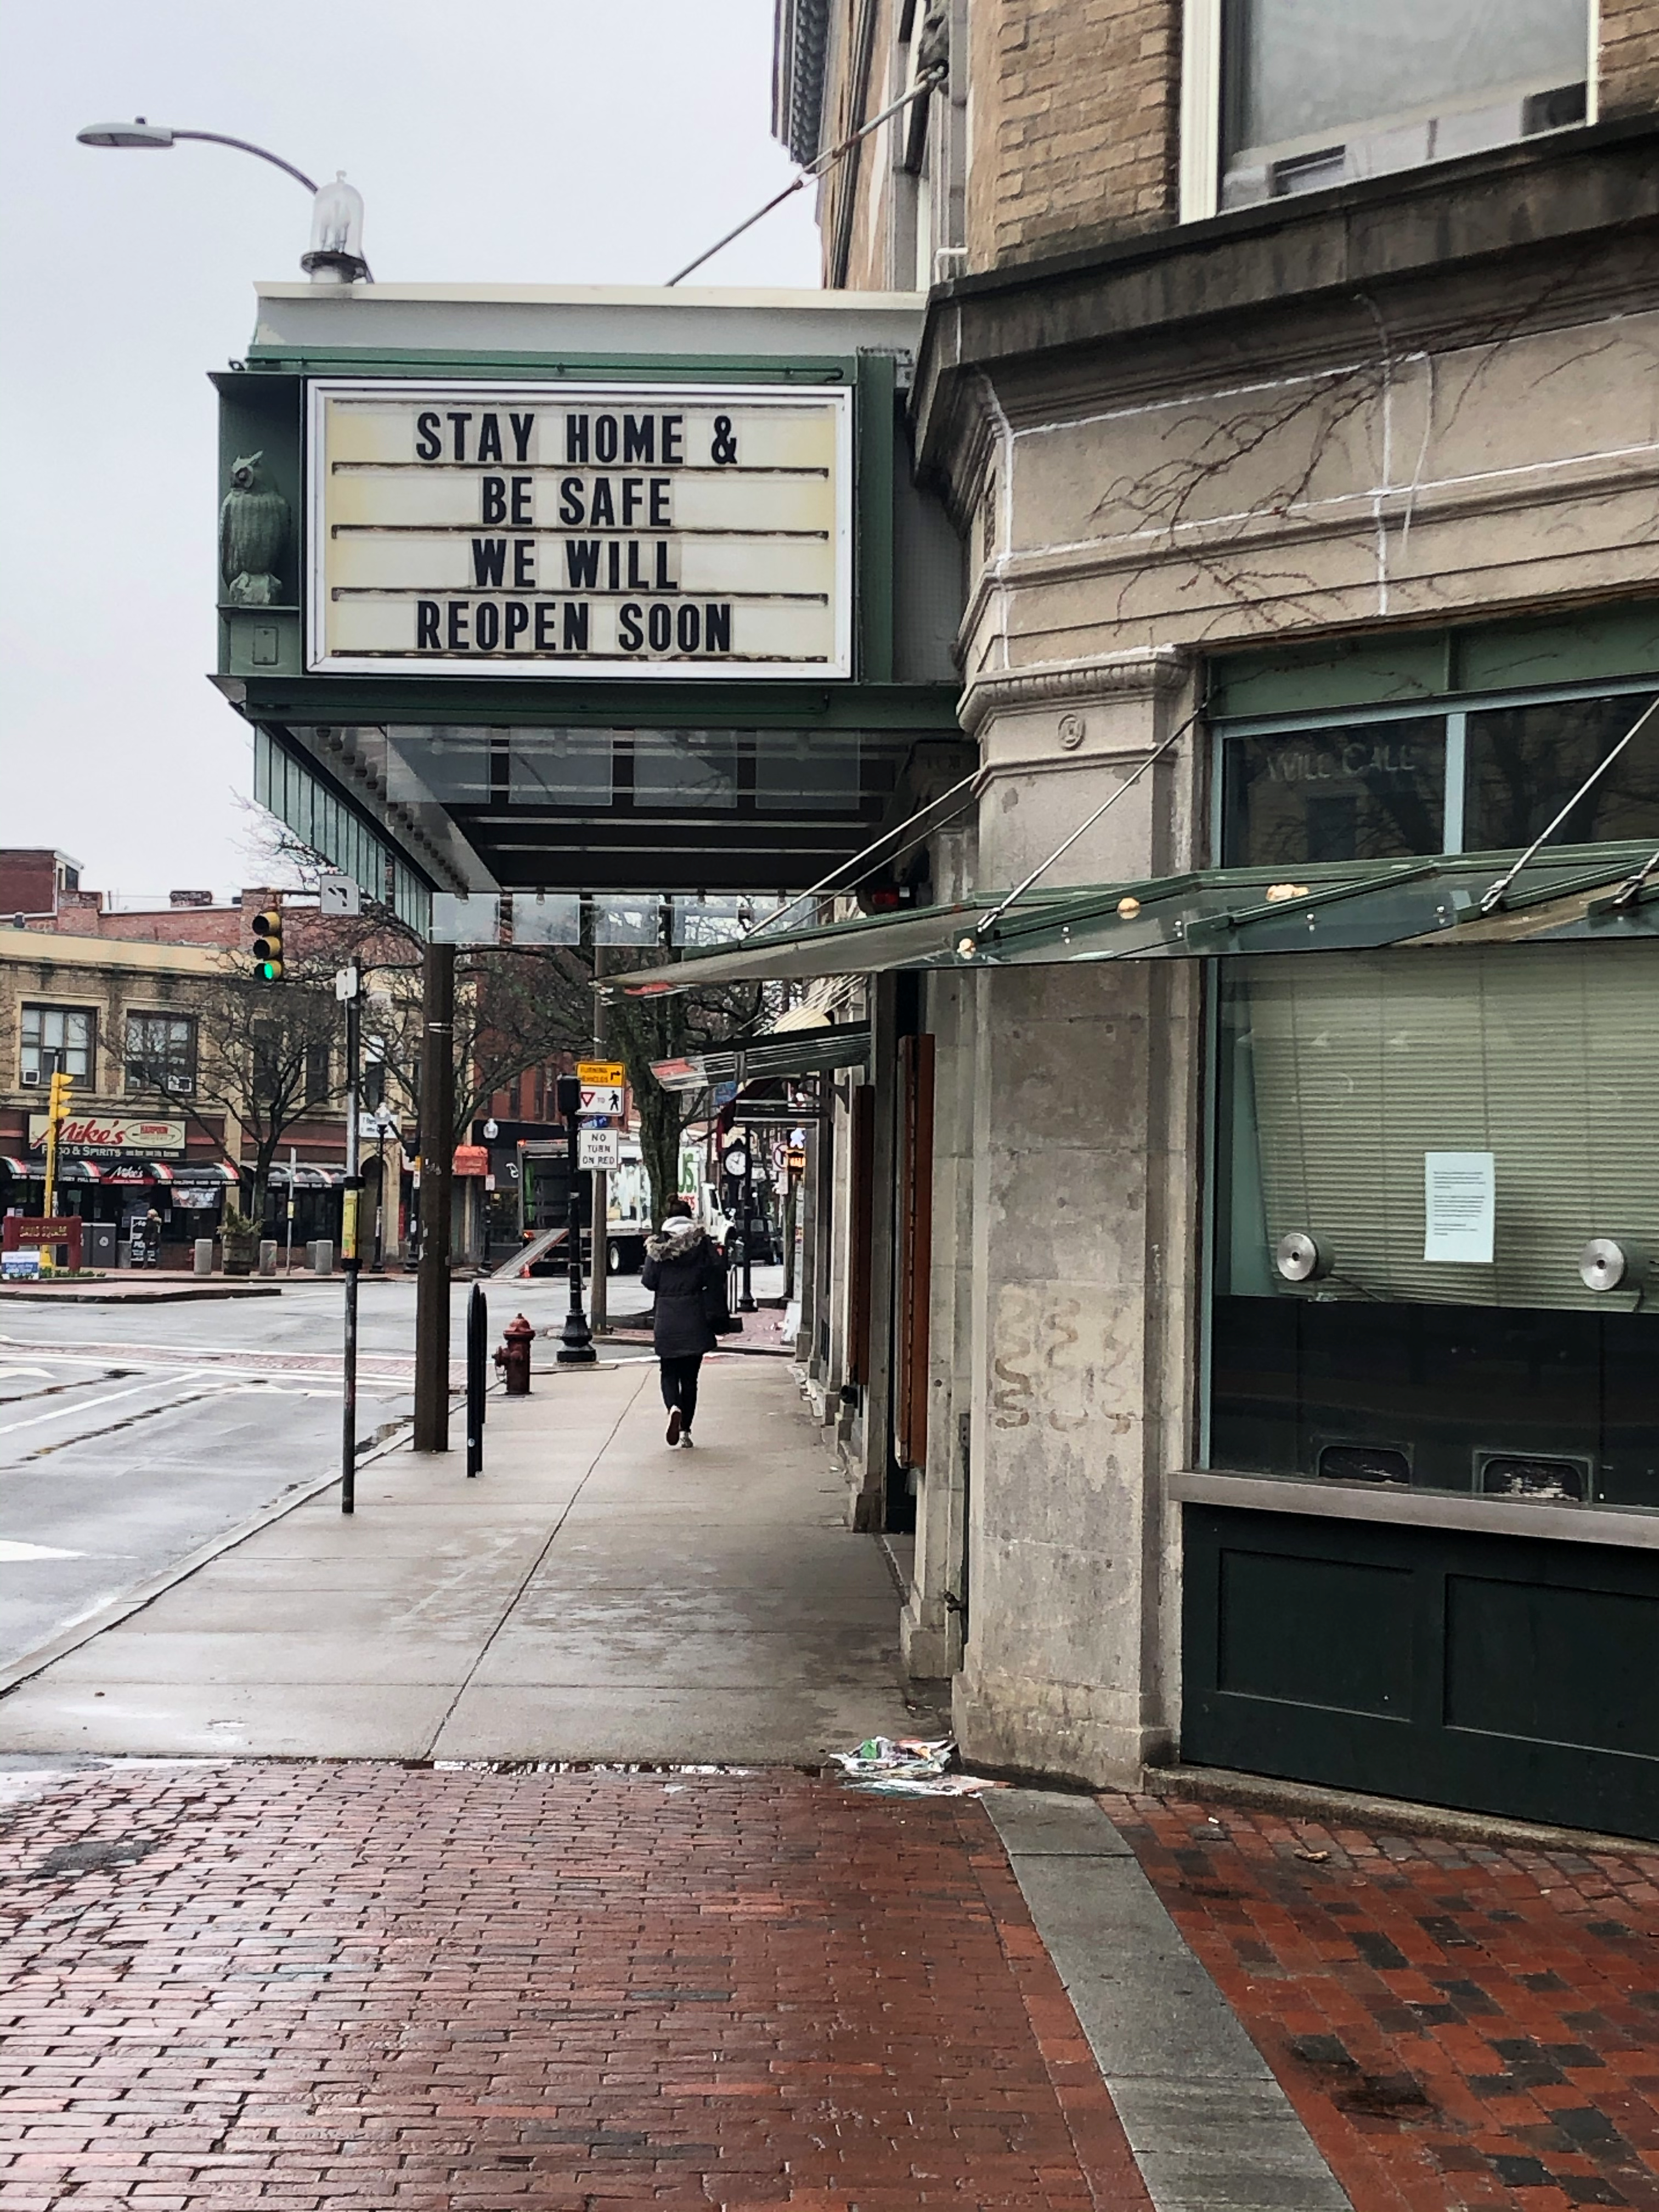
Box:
(1464, 693), (1659, 850)
(125, 1014), (196, 1095)
(1220, 718), (1444, 866)
(1218, 681), (1659, 863)
(1210, 946), (1659, 1505)
(20, 1005), (93, 1085)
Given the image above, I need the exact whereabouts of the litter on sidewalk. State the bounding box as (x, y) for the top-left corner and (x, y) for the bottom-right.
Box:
(831, 1735), (1007, 1796)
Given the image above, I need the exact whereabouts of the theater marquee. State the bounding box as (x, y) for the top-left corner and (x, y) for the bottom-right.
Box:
(306, 379), (853, 680)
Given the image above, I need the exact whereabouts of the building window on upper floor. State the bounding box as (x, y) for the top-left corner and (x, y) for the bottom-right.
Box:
(304, 1041), (331, 1107)
(20, 1005), (94, 1088)
(125, 1013), (196, 1096)
(1183, 0), (1592, 218)
(891, 0), (946, 290)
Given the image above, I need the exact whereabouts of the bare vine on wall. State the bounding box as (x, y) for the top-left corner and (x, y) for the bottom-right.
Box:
(1088, 251), (1624, 637)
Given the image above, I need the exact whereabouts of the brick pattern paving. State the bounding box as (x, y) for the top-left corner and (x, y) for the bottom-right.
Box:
(1108, 1791), (1659, 2212)
(0, 1763), (1149, 2210)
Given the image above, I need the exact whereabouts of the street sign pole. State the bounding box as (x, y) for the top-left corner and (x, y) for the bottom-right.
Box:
(590, 946), (608, 1335)
(414, 941), (455, 1452)
(339, 960), (362, 1515)
(555, 1072), (595, 1364)
(285, 1144), (296, 1274)
(740, 1131), (757, 1312)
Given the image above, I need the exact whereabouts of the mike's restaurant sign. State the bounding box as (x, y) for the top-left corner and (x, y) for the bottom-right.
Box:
(307, 380), (852, 680)
(29, 1114), (187, 1159)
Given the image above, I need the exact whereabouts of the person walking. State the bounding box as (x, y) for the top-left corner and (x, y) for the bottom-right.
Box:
(640, 1199), (726, 1448)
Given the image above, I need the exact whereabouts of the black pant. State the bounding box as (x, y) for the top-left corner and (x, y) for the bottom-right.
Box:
(658, 1353), (702, 1431)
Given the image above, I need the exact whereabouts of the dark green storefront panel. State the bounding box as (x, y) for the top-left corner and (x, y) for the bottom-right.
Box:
(1183, 1505), (1659, 1841)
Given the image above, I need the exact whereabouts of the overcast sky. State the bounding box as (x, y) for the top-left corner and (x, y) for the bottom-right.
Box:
(0, 1), (820, 903)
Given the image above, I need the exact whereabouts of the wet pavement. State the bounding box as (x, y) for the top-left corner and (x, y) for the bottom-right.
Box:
(1110, 1791), (1659, 2211)
(0, 1272), (676, 1674)
(3, 1337), (1655, 2209)
(0, 1761), (1152, 2212)
(0, 1359), (934, 1765)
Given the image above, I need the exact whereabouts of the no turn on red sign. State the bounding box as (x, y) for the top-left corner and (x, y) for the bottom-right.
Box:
(578, 1127), (622, 1171)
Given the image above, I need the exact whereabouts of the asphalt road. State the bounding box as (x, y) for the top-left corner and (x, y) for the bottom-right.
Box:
(0, 1271), (659, 1674)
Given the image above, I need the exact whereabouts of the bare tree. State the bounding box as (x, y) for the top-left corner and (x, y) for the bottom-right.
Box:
(602, 956), (769, 1223)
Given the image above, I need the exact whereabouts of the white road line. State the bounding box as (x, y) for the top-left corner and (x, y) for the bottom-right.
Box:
(0, 1539), (84, 1561)
(0, 1375), (183, 1436)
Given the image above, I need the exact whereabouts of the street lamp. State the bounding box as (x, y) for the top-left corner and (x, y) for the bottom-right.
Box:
(75, 120), (370, 283)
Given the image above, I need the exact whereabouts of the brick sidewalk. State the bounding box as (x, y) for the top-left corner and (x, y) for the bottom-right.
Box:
(1108, 1791), (1659, 2212)
(0, 1763), (1149, 2210)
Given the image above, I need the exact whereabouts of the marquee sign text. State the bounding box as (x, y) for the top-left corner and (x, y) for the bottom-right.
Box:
(306, 380), (853, 680)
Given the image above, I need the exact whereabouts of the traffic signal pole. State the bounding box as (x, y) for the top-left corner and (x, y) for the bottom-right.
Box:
(339, 960), (362, 1515)
(414, 940), (455, 1451)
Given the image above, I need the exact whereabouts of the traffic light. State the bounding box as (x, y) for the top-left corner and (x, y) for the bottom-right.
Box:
(47, 1070), (74, 1121)
(251, 906), (284, 982)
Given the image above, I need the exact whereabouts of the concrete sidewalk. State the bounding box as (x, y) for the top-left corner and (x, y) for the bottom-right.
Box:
(0, 1357), (936, 1763)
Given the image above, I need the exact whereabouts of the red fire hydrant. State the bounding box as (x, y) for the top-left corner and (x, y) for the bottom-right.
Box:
(494, 1312), (535, 1396)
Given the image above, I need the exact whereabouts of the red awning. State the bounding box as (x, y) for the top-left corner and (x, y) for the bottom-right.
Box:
(147, 1162), (176, 1184)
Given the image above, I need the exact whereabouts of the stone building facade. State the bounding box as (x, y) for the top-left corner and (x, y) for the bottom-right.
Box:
(766, 0), (1659, 1832)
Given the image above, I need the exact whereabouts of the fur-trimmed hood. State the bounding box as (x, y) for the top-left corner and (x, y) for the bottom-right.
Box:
(645, 1221), (710, 1262)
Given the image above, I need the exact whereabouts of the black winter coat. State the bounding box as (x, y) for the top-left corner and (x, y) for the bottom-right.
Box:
(640, 1224), (725, 1357)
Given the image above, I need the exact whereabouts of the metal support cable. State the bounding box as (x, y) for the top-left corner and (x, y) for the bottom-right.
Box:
(666, 64), (946, 286)
(1479, 695), (1659, 913)
(1611, 840), (1659, 907)
(962, 708), (1204, 953)
(594, 769), (979, 1003)
(742, 768), (981, 942)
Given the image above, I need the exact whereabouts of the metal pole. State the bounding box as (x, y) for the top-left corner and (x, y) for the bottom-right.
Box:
(590, 945), (608, 1335)
(341, 960), (362, 1516)
(285, 1143), (296, 1273)
(738, 1132), (757, 1312)
(374, 1125), (386, 1270)
(414, 940), (456, 1449)
(465, 1281), (486, 1476)
(558, 1084), (596, 1364)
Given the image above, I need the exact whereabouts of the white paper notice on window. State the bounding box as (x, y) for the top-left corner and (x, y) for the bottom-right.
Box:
(1424, 1151), (1495, 1265)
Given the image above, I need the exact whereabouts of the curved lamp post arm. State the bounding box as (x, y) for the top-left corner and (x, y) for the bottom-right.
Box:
(76, 121), (371, 281)
(168, 131), (319, 194)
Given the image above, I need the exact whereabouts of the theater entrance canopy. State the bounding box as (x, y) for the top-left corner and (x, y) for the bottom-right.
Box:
(602, 844), (1659, 998)
(212, 284), (969, 917)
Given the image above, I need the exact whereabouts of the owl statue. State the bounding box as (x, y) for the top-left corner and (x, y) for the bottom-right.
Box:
(220, 452), (290, 607)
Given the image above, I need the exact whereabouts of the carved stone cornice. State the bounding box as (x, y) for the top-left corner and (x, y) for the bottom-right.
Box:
(958, 647), (1190, 737)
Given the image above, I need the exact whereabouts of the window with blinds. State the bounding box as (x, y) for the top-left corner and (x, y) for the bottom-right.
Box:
(1220, 945), (1659, 1312)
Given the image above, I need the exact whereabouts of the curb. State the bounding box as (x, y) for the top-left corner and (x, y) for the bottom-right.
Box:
(0, 1412), (437, 1702)
(0, 1283), (283, 1305)
(1146, 1761), (1659, 1859)
(596, 1333), (791, 1359)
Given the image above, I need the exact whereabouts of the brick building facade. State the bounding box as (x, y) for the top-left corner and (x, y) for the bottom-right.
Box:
(760, 0), (1659, 1836)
